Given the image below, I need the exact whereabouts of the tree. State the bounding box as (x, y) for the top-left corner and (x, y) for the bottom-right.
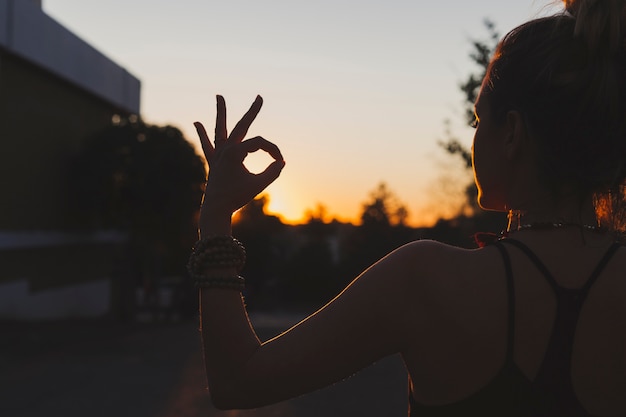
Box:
(439, 19), (499, 169)
(459, 19), (500, 126)
(71, 116), (206, 239)
(304, 203), (330, 224)
(433, 19), (507, 244)
(360, 182), (409, 227)
(232, 194), (287, 307)
(69, 117), (207, 318)
(339, 183), (415, 279)
(437, 20), (499, 207)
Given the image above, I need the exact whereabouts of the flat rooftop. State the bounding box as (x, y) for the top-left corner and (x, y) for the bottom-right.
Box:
(0, 0), (140, 114)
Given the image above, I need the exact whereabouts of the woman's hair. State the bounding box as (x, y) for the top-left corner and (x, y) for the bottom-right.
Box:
(482, 0), (626, 231)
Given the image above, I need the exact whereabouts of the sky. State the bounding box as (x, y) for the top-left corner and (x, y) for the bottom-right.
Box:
(44, 0), (561, 226)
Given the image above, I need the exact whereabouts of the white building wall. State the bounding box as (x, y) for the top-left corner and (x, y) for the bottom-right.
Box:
(0, 1), (139, 320)
(0, 0), (140, 114)
(0, 231), (127, 320)
(0, 279), (110, 320)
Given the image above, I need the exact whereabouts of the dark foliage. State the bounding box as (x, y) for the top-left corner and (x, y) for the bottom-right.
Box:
(68, 118), (207, 318)
(70, 117), (206, 238)
(438, 19), (500, 172)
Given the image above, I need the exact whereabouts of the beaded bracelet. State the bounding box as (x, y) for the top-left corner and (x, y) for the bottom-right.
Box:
(187, 235), (246, 274)
(194, 274), (246, 291)
(187, 236), (247, 290)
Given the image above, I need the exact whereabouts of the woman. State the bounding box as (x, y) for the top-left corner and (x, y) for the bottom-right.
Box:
(189, 0), (626, 414)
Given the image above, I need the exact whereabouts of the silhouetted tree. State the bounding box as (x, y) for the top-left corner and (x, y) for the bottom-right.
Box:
(340, 183), (415, 279)
(361, 182), (409, 227)
(232, 194), (287, 307)
(434, 19), (507, 244)
(304, 203), (330, 224)
(69, 117), (207, 319)
(71, 117), (206, 239)
(460, 19), (500, 125)
(439, 19), (499, 172)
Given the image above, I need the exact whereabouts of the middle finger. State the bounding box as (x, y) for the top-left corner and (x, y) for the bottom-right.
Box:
(214, 95), (227, 145)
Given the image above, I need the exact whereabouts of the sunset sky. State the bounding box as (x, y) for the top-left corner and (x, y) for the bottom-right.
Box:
(45, 0), (561, 226)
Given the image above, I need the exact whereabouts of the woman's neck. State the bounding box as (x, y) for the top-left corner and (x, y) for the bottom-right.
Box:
(506, 193), (599, 232)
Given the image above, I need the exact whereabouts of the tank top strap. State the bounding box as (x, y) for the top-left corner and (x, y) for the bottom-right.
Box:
(579, 242), (621, 297)
(501, 238), (621, 300)
(497, 238), (621, 413)
(492, 242), (516, 361)
(500, 238), (561, 293)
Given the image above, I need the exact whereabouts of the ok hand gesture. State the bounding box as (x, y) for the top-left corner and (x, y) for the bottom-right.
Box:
(194, 95), (285, 219)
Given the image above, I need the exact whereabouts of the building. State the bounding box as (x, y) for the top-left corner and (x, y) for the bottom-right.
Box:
(0, 0), (141, 320)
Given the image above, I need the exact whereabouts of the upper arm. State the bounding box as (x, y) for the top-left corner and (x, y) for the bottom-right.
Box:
(230, 240), (439, 408)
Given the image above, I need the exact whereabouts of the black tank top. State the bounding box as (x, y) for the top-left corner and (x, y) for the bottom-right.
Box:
(409, 238), (621, 416)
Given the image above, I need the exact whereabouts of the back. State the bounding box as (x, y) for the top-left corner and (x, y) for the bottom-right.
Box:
(404, 230), (626, 416)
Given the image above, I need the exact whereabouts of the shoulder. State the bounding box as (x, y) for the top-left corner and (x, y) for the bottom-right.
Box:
(353, 239), (506, 317)
(384, 239), (498, 280)
(337, 239), (508, 357)
(388, 239), (508, 319)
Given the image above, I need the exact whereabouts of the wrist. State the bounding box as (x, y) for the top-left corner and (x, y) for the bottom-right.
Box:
(199, 205), (233, 237)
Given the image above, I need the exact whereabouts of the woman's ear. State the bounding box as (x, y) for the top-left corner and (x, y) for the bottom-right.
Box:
(504, 110), (527, 160)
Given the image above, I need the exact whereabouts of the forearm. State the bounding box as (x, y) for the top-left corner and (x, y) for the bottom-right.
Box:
(197, 202), (262, 408)
(199, 288), (261, 409)
(191, 96), (287, 408)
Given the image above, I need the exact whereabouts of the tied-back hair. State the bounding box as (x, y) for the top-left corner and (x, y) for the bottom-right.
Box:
(483, 0), (626, 233)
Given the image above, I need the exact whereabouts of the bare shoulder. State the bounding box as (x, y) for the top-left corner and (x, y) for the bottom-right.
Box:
(387, 239), (506, 320)
(335, 239), (505, 339)
(386, 239), (494, 280)
(355, 239), (473, 292)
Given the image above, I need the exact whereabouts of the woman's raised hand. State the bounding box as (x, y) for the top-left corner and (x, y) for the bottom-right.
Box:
(194, 95), (285, 217)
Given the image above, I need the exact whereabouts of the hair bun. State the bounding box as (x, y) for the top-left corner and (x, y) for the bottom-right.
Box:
(563, 0), (625, 55)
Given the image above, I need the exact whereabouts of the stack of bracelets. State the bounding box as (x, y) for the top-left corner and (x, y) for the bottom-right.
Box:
(187, 235), (246, 291)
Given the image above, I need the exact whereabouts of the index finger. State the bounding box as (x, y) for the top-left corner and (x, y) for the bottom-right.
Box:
(194, 122), (214, 160)
(229, 95), (263, 143)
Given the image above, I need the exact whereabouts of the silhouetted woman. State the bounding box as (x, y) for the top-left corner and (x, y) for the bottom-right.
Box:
(189, 0), (626, 414)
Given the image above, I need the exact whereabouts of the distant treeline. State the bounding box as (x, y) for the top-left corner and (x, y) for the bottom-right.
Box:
(229, 189), (505, 311)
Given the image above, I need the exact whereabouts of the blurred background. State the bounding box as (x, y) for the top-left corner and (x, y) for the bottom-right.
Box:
(0, 1), (558, 416)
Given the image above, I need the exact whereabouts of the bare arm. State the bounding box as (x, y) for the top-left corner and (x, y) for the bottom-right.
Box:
(201, 244), (417, 409)
(194, 96), (415, 409)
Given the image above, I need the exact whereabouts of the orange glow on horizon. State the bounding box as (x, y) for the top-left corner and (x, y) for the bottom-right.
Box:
(233, 192), (442, 228)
